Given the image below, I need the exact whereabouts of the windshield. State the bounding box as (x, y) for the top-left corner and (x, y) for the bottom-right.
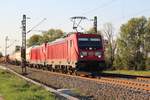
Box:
(78, 37), (102, 49)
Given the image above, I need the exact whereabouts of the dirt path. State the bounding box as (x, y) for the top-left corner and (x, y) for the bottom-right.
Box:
(0, 96), (4, 100)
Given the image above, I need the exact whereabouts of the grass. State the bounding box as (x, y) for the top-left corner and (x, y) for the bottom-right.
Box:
(102, 70), (150, 76)
(0, 69), (55, 100)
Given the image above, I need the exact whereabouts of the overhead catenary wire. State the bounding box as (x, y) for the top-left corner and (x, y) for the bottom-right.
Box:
(81, 0), (150, 26)
(27, 18), (47, 34)
(7, 40), (18, 49)
(73, 0), (118, 33)
(82, 0), (118, 15)
(53, 0), (117, 32)
(106, 8), (150, 25)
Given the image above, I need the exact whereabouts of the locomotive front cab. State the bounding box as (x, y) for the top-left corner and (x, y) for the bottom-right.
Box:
(76, 33), (105, 71)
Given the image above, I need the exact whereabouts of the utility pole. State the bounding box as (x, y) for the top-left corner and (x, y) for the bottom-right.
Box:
(93, 16), (97, 33)
(21, 14), (27, 74)
(5, 36), (9, 65)
(21, 15), (46, 74)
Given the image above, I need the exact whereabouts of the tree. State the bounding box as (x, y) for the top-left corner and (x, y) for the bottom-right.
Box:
(102, 23), (116, 68)
(27, 34), (42, 47)
(15, 46), (21, 52)
(40, 29), (64, 43)
(40, 33), (50, 43)
(86, 28), (101, 34)
(116, 16), (148, 70)
(0, 52), (3, 58)
(27, 29), (64, 47)
(144, 18), (150, 69)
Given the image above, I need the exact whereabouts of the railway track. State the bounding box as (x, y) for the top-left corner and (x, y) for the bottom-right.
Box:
(4, 63), (150, 92)
(96, 72), (150, 82)
(98, 77), (150, 91)
(137, 77), (150, 83)
(2, 63), (150, 91)
(74, 70), (150, 86)
(1, 63), (150, 99)
(71, 72), (150, 92)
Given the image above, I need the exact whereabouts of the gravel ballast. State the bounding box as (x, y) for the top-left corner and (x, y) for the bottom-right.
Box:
(5, 65), (150, 100)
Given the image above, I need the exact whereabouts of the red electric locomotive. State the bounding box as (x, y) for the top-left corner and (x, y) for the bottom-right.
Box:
(29, 32), (105, 72)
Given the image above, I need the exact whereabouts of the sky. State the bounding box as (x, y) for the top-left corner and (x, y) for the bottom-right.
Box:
(0, 0), (150, 55)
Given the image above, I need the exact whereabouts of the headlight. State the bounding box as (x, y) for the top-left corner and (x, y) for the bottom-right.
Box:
(95, 51), (102, 56)
(80, 55), (84, 58)
(80, 51), (87, 56)
(98, 55), (101, 58)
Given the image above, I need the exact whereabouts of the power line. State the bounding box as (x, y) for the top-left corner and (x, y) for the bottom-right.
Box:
(82, 0), (117, 15)
(132, 8), (150, 16)
(108, 8), (150, 24)
(7, 40), (18, 48)
(120, 0), (125, 21)
(27, 18), (46, 34)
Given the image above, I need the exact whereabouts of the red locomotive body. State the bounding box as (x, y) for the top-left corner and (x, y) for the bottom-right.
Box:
(30, 44), (46, 65)
(76, 33), (105, 71)
(29, 32), (105, 72)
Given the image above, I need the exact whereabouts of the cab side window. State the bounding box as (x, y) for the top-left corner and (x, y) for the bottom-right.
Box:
(70, 40), (73, 47)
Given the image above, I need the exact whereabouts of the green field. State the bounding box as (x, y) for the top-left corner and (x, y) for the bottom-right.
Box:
(103, 70), (150, 76)
(0, 69), (55, 100)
